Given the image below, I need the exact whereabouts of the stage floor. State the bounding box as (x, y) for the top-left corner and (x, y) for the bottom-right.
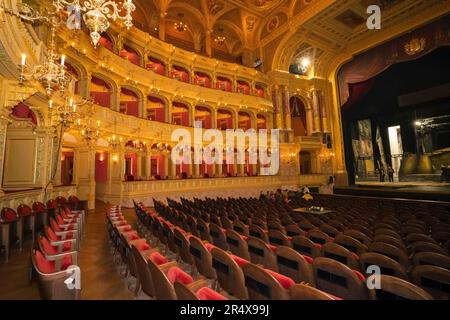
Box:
(336, 181), (450, 202)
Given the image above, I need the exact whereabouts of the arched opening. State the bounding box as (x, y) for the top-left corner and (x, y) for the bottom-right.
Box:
(300, 151), (312, 174)
(119, 44), (142, 66)
(95, 151), (108, 183)
(171, 65), (190, 83)
(64, 62), (80, 95)
(237, 80), (250, 95)
(172, 102), (190, 126)
(195, 106), (212, 129)
(255, 84), (265, 98)
(216, 76), (232, 92)
(99, 33), (114, 52)
(90, 76), (112, 108)
(150, 155), (166, 180)
(61, 148), (74, 186)
(217, 109), (233, 130)
(124, 152), (138, 181)
(238, 111), (251, 130)
(194, 71), (212, 88)
(147, 96), (166, 122)
(120, 88), (139, 117)
(146, 56), (166, 75)
(257, 114), (267, 130)
(290, 96), (307, 136)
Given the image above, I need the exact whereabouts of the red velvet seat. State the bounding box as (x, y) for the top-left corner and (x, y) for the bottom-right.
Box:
(149, 252), (168, 265)
(167, 267), (194, 285)
(265, 269), (295, 289)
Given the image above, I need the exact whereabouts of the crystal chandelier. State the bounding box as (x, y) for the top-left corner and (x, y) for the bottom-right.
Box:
(107, 135), (123, 149)
(174, 13), (187, 32)
(75, 118), (102, 145)
(214, 27), (226, 44)
(48, 95), (93, 127)
(54, 0), (136, 47)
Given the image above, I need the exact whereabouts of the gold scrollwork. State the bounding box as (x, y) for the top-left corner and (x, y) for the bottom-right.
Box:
(404, 37), (426, 56)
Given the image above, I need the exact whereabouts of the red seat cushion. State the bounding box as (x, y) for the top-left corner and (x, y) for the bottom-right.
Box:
(265, 269), (295, 289)
(313, 243), (322, 250)
(136, 241), (151, 252)
(63, 241), (72, 251)
(40, 237), (58, 255)
(3, 209), (17, 222)
(268, 244), (277, 253)
(303, 255), (314, 264)
(196, 287), (228, 300)
(167, 267), (193, 285)
(61, 255), (73, 270)
(353, 270), (366, 282)
(230, 254), (250, 268)
(204, 243), (216, 252)
(149, 252), (167, 265)
(34, 251), (55, 274)
(125, 232), (139, 241)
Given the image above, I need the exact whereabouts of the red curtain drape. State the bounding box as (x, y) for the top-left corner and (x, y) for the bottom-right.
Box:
(91, 92), (110, 108)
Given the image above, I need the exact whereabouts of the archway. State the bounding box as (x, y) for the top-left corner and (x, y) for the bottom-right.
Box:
(290, 96), (307, 136)
(147, 96), (166, 122)
(172, 102), (190, 126)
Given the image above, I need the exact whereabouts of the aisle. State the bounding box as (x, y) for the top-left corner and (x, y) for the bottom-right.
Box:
(0, 201), (135, 300)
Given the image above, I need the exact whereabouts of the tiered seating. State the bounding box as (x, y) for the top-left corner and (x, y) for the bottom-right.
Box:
(105, 203), (228, 300)
(133, 200), (341, 300)
(139, 193), (449, 300)
(0, 195), (86, 299)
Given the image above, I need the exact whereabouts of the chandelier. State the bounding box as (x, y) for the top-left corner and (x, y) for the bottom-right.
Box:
(54, 0), (136, 47)
(214, 27), (226, 44)
(174, 13), (187, 32)
(74, 117), (102, 145)
(49, 94), (93, 127)
(151, 143), (171, 153)
(107, 135), (123, 149)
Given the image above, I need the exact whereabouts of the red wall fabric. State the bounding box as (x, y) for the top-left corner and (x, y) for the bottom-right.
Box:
(255, 86), (265, 98)
(121, 88), (139, 117)
(171, 66), (190, 83)
(194, 72), (212, 88)
(91, 77), (111, 108)
(119, 45), (140, 66)
(237, 81), (250, 95)
(95, 152), (108, 182)
(99, 35), (114, 52)
(151, 155), (165, 178)
(125, 153), (138, 178)
(216, 77), (232, 92)
(11, 103), (37, 125)
(147, 57), (166, 75)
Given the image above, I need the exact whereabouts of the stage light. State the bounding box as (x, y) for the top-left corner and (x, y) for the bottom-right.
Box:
(415, 121), (422, 126)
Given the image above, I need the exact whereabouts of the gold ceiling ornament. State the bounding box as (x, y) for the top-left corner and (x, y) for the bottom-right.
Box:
(404, 37), (426, 56)
(54, 0), (136, 47)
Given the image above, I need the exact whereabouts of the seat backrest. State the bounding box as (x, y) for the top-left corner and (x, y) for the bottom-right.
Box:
(308, 229), (333, 245)
(174, 281), (199, 300)
(268, 229), (291, 247)
(211, 247), (248, 299)
(297, 219), (316, 231)
(17, 204), (32, 217)
(146, 259), (177, 300)
(131, 244), (155, 297)
(432, 231), (450, 245)
(334, 234), (368, 255)
(319, 223), (339, 238)
(409, 241), (448, 256)
(412, 252), (450, 269)
(46, 199), (58, 209)
(242, 263), (290, 300)
(225, 229), (250, 260)
(321, 242), (360, 270)
(276, 246), (315, 285)
(410, 265), (450, 300)
(220, 216), (233, 230)
(247, 237), (278, 271)
(173, 227), (193, 265)
(405, 233), (437, 246)
(374, 228), (402, 240)
(1, 207), (18, 223)
(291, 235), (321, 258)
(360, 252), (408, 280)
(209, 223), (229, 250)
(343, 229), (372, 246)
(56, 196), (67, 206)
(285, 224), (306, 237)
(162, 222), (177, 253)
(196, 219), (211, 242)
(233, 219), (249, 236)
(249, 224), (269, 243)
(372, 234), (406, 250)
(32, 201), (46, 213)
(369, 275), (433, 300)
(189, 236), (216, 279)
(369, 242), (410, 269)
(313, 257), (368, 300)
(348, 224), (373, 237)
(290, 284), (336, 300)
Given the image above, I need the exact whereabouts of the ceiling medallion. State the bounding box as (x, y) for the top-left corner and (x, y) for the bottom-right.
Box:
(404, 37), (426, 56)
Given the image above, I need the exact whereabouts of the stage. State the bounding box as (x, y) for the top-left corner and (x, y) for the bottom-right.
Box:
(335, 181), (450, 202)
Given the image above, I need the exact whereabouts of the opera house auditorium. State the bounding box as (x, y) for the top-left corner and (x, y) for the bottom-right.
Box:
(0, 0), (449, 303)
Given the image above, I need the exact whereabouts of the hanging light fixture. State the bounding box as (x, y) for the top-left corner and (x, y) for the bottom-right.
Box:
(48, 95), (93, 127)
(214, 26), (226, 45)
(54, 0), (136, 47)
(174, 13), (188, 32)
(76, 118), (102, 145)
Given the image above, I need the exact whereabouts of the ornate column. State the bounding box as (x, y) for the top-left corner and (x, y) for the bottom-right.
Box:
(0, 111), (10, 196)
(145, 153), (151, 180)
(319, 91), (329, 133)
(104, 148), (124, 205)
(272, 85), (283, 130)
(137, 153), (143, 179)
(75, 145), (96, 209)
(114, 85), (122, 113)
(80, 72), (91, 100)
(282, 86), (293, 143)
(311, 89), (322, 134)
(158, 14), (166, 41)
(205, 29), (212, 57)
(212, 107), (218, 129)
(164, 153), (170, 179)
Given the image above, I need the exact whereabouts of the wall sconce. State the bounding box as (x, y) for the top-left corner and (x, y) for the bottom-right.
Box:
(99, 153), (105, 162)
(112, 155), (119, 163)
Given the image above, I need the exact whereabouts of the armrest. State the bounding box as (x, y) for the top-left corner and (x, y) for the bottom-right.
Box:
(187, 279), (209, 292)
(55, 230), (78, 241)
(129, 238), (148, 246)
(45, 251), (78, 271)
(158, 261), (178, 273)
(50, 239), (77, 252)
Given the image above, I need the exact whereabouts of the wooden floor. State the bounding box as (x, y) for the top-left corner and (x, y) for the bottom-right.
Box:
(0, 201), (136, 300)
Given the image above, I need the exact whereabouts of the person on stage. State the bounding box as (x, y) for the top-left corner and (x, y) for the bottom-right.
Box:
(387, 166), (394, 183)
